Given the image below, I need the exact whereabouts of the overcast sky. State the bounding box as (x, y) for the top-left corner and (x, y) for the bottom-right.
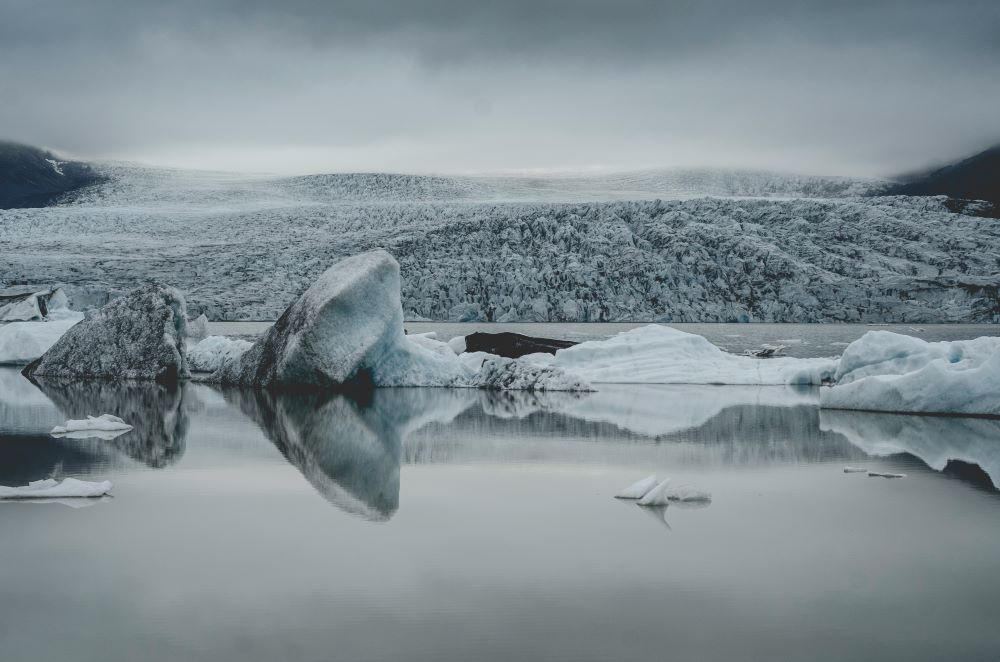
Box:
(2, 0), (998, 176)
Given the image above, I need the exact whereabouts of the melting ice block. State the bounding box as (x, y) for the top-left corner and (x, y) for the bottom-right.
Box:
(615, 475), (660, 499)
(638, 479), (712, 505)
(820, 331), (1000, 416)
(51, 414), (133, 439)
(0, 478), (113, 499)
(534, 324), (836, 386)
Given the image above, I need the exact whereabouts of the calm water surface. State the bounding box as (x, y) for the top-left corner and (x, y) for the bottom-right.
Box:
(1, 356), (999, 661)
(212, 321), (1000, 358)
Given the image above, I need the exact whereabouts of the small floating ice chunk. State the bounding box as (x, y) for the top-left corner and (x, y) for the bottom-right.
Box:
(638, 479), (712, 505)
(868, 471), (906, 479)
(843, 466), (868, 473)
(615, 475), (660, 499)
(660, 483), (713, 503)
(51, 414), (133, 439)
(0, 477), (113, 499)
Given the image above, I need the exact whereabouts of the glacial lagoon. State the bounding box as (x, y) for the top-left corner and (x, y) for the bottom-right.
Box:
(1, 324), (999, 662)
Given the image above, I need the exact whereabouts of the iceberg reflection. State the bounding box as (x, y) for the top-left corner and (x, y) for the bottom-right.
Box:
(225, 387), (477, 521)
(820, 410), (1000, 490)
(29, 377), (189, 468)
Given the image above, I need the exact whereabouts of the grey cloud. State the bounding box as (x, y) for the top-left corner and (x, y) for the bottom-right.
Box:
(0, 0), (998, 175)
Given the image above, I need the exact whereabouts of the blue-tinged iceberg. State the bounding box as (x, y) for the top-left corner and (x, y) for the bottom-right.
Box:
(820, 331), (1000, 416)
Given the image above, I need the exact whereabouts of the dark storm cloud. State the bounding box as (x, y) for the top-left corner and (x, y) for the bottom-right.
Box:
(1, 0), (998, 174)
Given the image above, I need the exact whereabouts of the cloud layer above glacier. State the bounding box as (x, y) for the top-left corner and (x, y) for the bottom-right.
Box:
(2, 0), (999, 176)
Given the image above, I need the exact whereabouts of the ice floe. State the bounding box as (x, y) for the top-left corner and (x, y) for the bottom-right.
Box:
(51, 414), (133, 439)
(0, 310), (84, 365)
(527, 324), (836, 385)
(0, 478), (113, 499)
(212, 250), (588, 391)
(637, 478), (712, 505)
(820, 331), (1000, 416)
(615, 475), (660, 499)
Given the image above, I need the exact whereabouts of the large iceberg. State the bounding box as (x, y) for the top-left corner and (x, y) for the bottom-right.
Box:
(819, 331), (1000, 416)
(23, 283), (190, 382)
(527, 324), (836, 385)
(213, 251), (441, 388)
(211, 250), (586, 391)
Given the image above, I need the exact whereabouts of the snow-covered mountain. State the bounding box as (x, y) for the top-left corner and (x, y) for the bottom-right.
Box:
(2, 158), (998, 322)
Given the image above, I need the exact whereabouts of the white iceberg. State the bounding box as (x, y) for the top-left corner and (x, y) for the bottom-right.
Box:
(212, 250), (588, 391)
(51, 414), (133, 439)
(0, 287), (69, 322)
(214, 251), (465, 388)
(0, 478), (114, 499)
(638, 478), (712, 505)
(532, 325), (836, 385)
(187, 335), (252, 372)
(820, 331), (1000, 416)
(615, 475), (660, 499)
(0, 309), (84, 365)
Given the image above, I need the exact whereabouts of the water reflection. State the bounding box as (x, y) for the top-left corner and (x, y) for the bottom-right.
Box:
(223, 388), (474, 521)
(29, 377), (189, 468)
(820, 410), (1000, 490)
(3, 362), (998, 523)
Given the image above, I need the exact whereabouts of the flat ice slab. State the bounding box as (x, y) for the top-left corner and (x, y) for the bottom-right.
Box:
(51, 414), (133, 440)
(615, 475), (660, 499)
(637, 478), (712, 505)
(532, 325), (835, 385)
(0, 311), (84, 365)
(0, 478), (114, 499)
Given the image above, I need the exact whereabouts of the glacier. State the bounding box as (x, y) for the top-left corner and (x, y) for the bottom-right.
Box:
(2, 163), (998, 323)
